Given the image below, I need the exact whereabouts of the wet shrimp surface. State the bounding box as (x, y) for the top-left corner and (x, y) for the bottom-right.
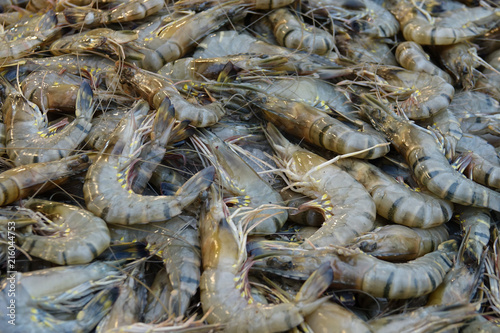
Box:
(1, 0), (500, 332)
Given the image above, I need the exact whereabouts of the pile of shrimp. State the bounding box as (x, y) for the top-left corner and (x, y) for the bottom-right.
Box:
(1, 0), (500, 331)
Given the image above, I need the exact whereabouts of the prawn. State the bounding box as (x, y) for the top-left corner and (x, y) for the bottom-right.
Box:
(335, 157), (454, 228)
(3, 79), (94, 166)
(18, 199), (110, 265)
(192, 129), (288, 234)
(360, 94), (500, 212)
(268, 8), (335, 56)
(437, 42), (480, 89)
(350, 224), (449, 261)
(199, 186), (332, 333)
(264, 122), (376, 248)
(0, 153), (91, 207)
(395, 41), (452, 84)
(119, 64), (225, 127)
(455, 206), (491, 264)
(83, 98), (215, 224)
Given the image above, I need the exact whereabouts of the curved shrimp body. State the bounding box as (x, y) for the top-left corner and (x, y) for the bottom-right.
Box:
(84, 100), (215, 224)
(361, 94), (500, 212)
(200, 188), (331, 333)
(62, 0), (164, 27)
(268, 8), (335, 56)
(146, 216), (201, 317)
(19, 199), (110, 265)
(456, 133), (500, 190)
(418, 108), (462, 160)
(351, 224), (449, 261)
(258, 96), (389, 159)
(456, 206), (491, 264)
(174, 0), (295, 10)
(335, 158), (453, 228)
(139, 2), (247, 71)
(357, 65), (455, 120)
(193, 130), (288, 234)
(391, 1), (500, 45)
(21, 70), (83, 113)
(0, 10), (60, 61)
(119, 64), (225, 127)
(395, 41), (452, 84)
(0, 153), (91, 207)
(4, 81), (94, 166)
(265, 123), (376, 248)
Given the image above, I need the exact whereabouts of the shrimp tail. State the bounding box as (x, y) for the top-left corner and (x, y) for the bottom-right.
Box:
(154, 96), (177, 145)
(175, 166), (215, 203)
(75, 81), (94, 118)
(296, 262), (333, 306)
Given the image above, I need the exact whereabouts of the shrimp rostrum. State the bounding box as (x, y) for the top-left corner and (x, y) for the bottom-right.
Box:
(199, 186), (332, 333)
(83, 97), (215, 224)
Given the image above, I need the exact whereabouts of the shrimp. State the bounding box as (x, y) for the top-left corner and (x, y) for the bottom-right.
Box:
(3, 79), (94, 166)
(62, 0), (164, 27)
(456, 133), (500, 190)
(350, 224), (449, 261)
(475, 48), (500, 101)
(437, 42), (480, 89)
(305, 0), (400, 38)
(18, 199), (110, 265)
(360, 94), (500, 212)
(0, 262), (121, 333)
(389, 0), (500, 45)
(83, 98), (215, 224)
(395, 41), (452, 84)
(368, 303), (478, 333)
(418, 108), (462, 160)
(137, 2), (247, 71)
(146, 216), (201, 317)
(0, 153), (91, 207)
(174, 0), (295, 10)
(256, 96), (389, 159)
(199, 186), (332, 333)
(264, 123), (376, 248)
(427, 231), (484, 306)
(349, 65), (455, 120)
(336, 31), (398, 66)
(304, 301), (372, 333)
(0, 10), (60, 61)
(253, 239), (457, 298)
(119, 64), (225, 127)
(335, 158), (454, 228)
(268, 8), (335, 56)
(143, 268), (173, 323)
(455, 206), (491, 264)
(192, 130), (288, 234)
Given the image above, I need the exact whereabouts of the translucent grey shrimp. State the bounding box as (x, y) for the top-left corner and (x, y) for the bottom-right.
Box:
(174, 0), (295, 10)
(268, 8), (335, 56)
(361, 94), (500, 212)
(350, 65), (455, 120)
(437, 42), (480, 89)
(264, 123), (376, 248)
(4, 80), (94, 166)
(119, 64), (225, 127)
(456, 133), (500, 190)
(389, 0), (500, 45)
(351, 224), (449, 261)
(336, 31), (398, 66)
(395, 41), (452, 84)
(0, 153), (91, 206)
(18, 199), (110, 265)
(193, 131), (288, 234)
(146, 216), (200, 317)
(62, 0), (164, 27)
(83, 99), (215, 224)
(455, 206), (491, 264)
(200, 187), (332, 333)
(335, 158), (454, 228)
